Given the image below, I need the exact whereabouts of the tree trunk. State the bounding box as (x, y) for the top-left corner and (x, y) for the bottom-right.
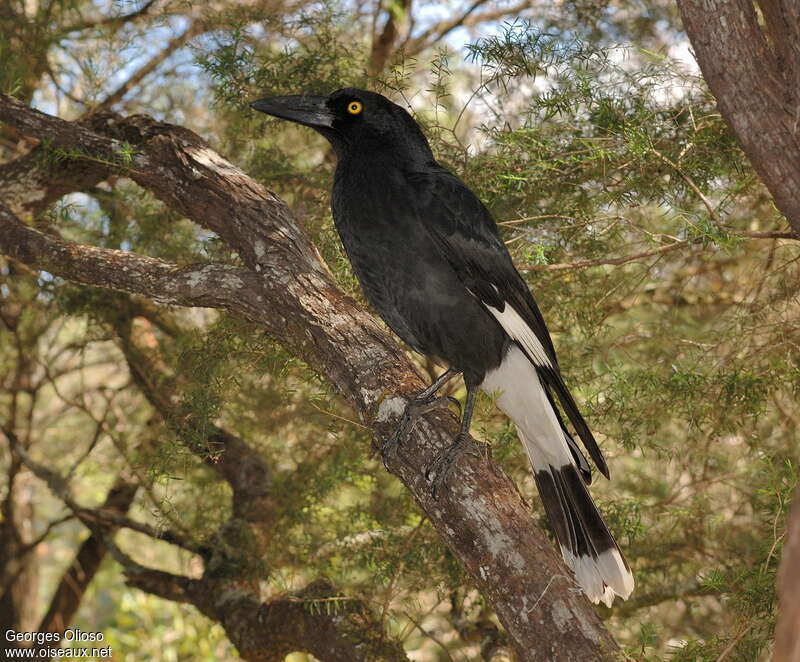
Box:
(676, 0), (800, 234)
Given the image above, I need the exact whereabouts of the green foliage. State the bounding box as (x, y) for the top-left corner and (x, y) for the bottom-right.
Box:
(37, 139), (138, 171)
(1, 3), (797, 662)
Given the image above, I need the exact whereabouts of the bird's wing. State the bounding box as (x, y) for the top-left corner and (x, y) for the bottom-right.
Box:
(411, 166), (609, 479)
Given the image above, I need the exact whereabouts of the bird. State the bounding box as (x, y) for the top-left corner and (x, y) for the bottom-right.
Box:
(251, 88), (634, 606)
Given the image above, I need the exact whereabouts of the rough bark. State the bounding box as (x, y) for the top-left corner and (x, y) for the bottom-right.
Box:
(0, 93), (620, 660)
(677, 0), (800, 234)
(775, 483), (800, 662)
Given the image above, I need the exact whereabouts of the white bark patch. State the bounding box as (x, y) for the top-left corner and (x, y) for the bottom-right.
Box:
(550, 599), (571, 633)
(220, 271), (245, 290)
(376, 396), (405, 422)
(459, 481), (527, 573)
(575, 607), (603, 644)
(254, 240), (267, 261)
(359, 387), (382, 407)
(188, 146), (248, 178)
(184, 265), (243, 291)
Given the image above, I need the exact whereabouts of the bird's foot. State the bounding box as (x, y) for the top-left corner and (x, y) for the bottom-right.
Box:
(380, 394), (460, 467)
(425, 432), (482, 499)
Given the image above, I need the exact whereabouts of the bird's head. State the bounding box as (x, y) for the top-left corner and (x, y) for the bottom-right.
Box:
(250, 88), (433, 162)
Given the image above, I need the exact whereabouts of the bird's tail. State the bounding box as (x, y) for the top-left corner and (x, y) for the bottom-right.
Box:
(481, 345), (634, 606)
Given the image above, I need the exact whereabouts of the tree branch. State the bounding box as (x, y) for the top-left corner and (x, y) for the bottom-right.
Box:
(0, 148), (109, 217)
(35, 478), (138, 640)
(1, 426), (199, 555)
(58, 0), (160, 35)
(403, 1), (530, 56)
(4, 398), (407, 661)
(0, 94), (619, 660)
(0, 200), (264, 311)
(368, 0), (412, 77)
(110, 304), (276, 525)
(520, 231), (797, 272)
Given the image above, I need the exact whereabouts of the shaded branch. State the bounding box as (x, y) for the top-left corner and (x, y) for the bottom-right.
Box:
(184, 578), (411, 662)
(521, 231), (798, 272)
(601, 581), (710, 619)
(4, 397), (402, 661)
(403, 0), (530, 56)
(2, 426), (198, 555)
(368, 0), (412, 77)
(522, 239), (690, 272)
(110, 303), (276, 525)
(0, 147), (108, 217)
(101, 536), (200, 604)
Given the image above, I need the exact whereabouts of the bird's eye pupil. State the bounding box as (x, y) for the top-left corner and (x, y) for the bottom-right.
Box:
(348, 101), (362, 115)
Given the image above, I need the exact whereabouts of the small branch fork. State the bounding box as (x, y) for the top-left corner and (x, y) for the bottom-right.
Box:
(0, 93), (619, 660)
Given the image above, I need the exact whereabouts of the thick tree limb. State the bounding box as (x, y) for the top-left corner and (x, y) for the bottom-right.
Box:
(677, 0), (800, 234)
(0, 202), (263, 311)
(124, 571), (412, 662)
(0, 93), (619, 660)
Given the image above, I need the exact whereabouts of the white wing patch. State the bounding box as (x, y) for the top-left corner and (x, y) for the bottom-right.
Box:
(484, 301), (553, 368)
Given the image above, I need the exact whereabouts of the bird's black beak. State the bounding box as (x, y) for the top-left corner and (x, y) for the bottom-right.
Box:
(250, 95), (334, 129)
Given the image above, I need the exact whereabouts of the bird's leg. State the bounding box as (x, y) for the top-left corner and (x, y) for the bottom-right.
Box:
(381, 369), (460, 464)
(426, 385), (482, 499)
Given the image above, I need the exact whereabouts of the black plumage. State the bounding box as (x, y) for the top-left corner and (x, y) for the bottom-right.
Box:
(251, 88), (633, 605)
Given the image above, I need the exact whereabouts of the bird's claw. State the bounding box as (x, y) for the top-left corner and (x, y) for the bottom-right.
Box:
(380, 394), (456, 468)
(425, 432), (482, 499)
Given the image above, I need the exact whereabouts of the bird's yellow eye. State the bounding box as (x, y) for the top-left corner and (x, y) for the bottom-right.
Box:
(347, 101), (363, 115)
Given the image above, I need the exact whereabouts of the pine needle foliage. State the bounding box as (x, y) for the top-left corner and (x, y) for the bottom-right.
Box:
(1, 2), (797, 661)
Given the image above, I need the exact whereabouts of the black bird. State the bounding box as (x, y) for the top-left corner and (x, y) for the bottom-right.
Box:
(251, 88), (634, 605)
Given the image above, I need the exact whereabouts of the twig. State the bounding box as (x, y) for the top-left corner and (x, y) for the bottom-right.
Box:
(522, 229), (798, 272)
(87, 21), (204, 113)
(715, 621), (753, 662)
(401, 610), (457, 662)
(521, 240), (690, 271)
(2, 427), (201, 554)
(59, 0), (159, 35)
